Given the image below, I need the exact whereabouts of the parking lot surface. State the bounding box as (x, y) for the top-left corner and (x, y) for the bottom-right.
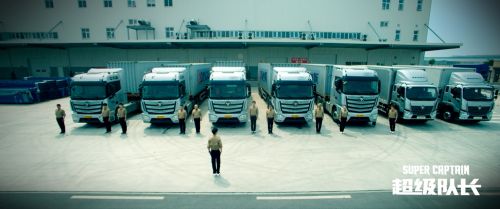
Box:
(0, 90), (499, 193)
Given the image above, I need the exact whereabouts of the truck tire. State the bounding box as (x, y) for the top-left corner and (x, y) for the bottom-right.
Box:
(372, 121), (377, 126)
(332, 108), (340, 123)
(442, 109), (453, 121)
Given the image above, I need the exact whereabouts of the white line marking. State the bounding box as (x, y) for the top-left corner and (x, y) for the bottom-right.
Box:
(70, 195), (164, 200)
(256, 195), (352, 200)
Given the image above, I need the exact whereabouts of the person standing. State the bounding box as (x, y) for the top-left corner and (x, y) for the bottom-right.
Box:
(55, 104), (66, 134)
(192, 104), (202, 134)
(314, 103), (324, 133)
(388, 105), (398, 134)
(339, 105), (348, 134)
(178, 105), (187, 134)
(207, 127), (222, 176)
(117, 103), (127, 134)
(102, 103), (111, 133)
(266, 105), (275, 134)
(249, 101), (259, 133)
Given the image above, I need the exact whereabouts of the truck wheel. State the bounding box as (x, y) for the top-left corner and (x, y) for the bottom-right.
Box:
(372, 121), (377, 126)
(443, 110), (453, 121)
(332, 108), (340, 123)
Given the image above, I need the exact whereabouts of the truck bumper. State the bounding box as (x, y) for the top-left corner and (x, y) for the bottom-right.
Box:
(274, 112), (313, 123)
(347, 109), (378, 123)
(209, 113), (247, 123)
(402, 110), (437, 120)
(458, 110), (492, 121)
(142, 113), (178, 124)
(72, 114), (103, 123)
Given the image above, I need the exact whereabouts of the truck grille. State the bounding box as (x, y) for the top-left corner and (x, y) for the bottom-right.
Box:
(211, 101), (244, 114)
(346, 97), (377, 113)
(143, 101), (176, 114)
(410, 106), (434, 115)
(279, 101), (311, 114)
(71, 102), (102, 114)
(468, 106), (491, 116)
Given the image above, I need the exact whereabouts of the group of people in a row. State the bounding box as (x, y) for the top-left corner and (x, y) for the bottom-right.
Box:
(54, 101), (399, 135)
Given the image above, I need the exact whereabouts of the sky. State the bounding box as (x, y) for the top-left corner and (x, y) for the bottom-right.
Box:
(425, 0), (500, 57)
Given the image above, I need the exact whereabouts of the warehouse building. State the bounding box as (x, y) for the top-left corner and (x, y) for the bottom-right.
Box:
(0, 0), (460, 79)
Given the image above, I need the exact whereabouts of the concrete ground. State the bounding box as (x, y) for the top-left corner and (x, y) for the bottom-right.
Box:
(0, 90), (500, 193)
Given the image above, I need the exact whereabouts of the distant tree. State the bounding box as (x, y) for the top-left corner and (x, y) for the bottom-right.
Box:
(485, 59), (494, 66)
(429, 59), (436, 66)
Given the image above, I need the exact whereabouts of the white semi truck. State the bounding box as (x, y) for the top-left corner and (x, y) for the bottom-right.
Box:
(305, 64), (379, 125)
(423, 66), (496, 121)
(70, 68), (139, 123)
(258, 63), (315, 123)
(140, 63), (211, 123)
(368, 65), (438, 121)
(208, 65), (251, 123)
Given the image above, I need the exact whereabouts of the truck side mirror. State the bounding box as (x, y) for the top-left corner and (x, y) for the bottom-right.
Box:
(334, 79), (342, 92)
(378, 80), (381, 94)
(495, 89), (499, 99)
(397, 87), (404, 97)
(138, 85), (143, 97)
(247, 84), (251, 98)
(451, 87), (459, 98)
(313, 84), (317, 95)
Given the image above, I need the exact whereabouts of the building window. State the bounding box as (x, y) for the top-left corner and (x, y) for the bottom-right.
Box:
(128, 19), (138, 25)
(380, 21), (389, 27)
(395, 30), (400, 41)
(165, 27), (174, 38)
(164, 0), (172, 7)
(81, 28), (90, 39)
(128, 0), (136, 7)
(417, 0), (423, 11)
(147, 0), (156, 7)
(382, 0), (390, 10)
(413, 30), (419, 41)
(106, 28), (115, 39)
(45, 0), (54, 8)
(398, 0), (404, 10)
(104, 0), (112, 8)
(78, 0), (87, 8)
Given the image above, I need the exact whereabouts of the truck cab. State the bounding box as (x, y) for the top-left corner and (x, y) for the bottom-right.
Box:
(330, 65), (380, 125)
(208, 67), (251, 123)
(370, 66), (438, 121)
(70, 68), (126, 123)
(140, 64), (211, 124)
(440, 72), (495, 121)
(259, 65), (315, 123)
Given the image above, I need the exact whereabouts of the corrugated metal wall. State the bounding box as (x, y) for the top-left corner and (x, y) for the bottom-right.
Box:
(107, 61), (177, 93)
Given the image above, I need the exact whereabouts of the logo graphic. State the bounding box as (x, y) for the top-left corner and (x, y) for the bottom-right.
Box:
(392, 165), (481, 196)
(359, 97), (364, 102)
(225, 101), (231, 106)
(293, 101), (298, 106)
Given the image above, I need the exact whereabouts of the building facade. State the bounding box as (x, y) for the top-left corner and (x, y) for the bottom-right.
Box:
(0, 0), (459, 79)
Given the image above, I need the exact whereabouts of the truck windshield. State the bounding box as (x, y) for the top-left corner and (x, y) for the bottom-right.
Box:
(463, 87), (494, 101)
(70, 84), (106, 100)
(406, 87), (437, 101)
(142, 84), (179, 100)
(210, 83), (246, 99)
(343, 80), (378, 95)
(276, 84), (313, 99)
